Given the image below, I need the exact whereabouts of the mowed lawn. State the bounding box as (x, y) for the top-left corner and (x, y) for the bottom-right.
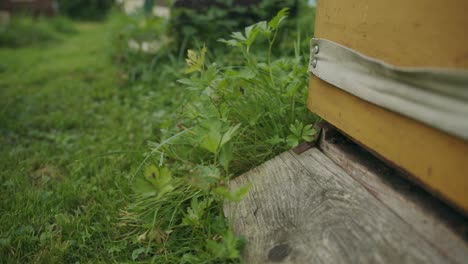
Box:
(0, 22), (155, 262)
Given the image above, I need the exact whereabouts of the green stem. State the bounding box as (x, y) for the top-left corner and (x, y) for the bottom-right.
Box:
(290, 98), (296, 125)
(268, 29), (278, 84)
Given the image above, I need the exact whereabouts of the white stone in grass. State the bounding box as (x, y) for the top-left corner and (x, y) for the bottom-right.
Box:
(153, 5), (170, 18)
(128, 39), (140, 51)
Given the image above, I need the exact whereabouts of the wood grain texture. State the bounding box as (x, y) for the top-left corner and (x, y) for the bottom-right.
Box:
(225, 149), (452, 263)
(309, 0), (468, 214)
(317, 123), (468, 264)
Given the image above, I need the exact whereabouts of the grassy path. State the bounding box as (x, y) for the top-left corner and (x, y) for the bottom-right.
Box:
(0, 22), (152, 262)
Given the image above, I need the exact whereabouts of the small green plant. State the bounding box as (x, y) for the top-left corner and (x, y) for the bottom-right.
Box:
(120, 8), (317, 262)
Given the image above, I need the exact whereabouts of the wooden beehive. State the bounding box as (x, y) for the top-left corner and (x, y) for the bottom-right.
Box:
(308, 0), (468, 214)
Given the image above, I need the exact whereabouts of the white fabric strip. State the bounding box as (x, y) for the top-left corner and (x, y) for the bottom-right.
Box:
(309, 38), (468, 141)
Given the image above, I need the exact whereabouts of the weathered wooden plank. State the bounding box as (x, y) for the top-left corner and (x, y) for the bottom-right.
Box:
(225, 149), (452, 263)
(317, 123), (468, 264)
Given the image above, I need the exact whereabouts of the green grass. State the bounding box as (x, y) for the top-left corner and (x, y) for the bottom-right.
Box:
(0, 22), (157, 262)
(0, 7), (316, 262)
(0, 16), (77, 47)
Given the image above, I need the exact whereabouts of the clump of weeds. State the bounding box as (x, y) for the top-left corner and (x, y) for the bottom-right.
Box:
(120, 8), (318, 263)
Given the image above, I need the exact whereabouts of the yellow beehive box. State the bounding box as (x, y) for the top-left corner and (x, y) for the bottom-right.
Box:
(308, 0), (468, 214)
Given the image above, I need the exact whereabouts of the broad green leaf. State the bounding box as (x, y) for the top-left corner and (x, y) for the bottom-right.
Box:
(302, 125), (317, 142)
(268, 8), (289, 30)
(256, 21), (271, 37)
(289, 120), (304, 137)
(206, 230), (241, 259)
(181, 254), (201, 263)
(184, 46), (207, 74)
(285, 80), (302, 97)
(231, 31), (246, 42)
(158, 167), (172, 187)
(214, 183), (252, 202)
(142, 165), (174, 197)
(183, 197), (213, 226)
(220, 123), (241, 147)
(206, 239), (225, 258)
(219, 142), (233, 171)
(266, 134), (283, 145)
(233, 182), (252, 202)
(244, 24), (255, 39)
(237, 68), (256, 80)
(214, 186), (231, 200)
(199, 120), (222, 153)
(286, 134), (299, 147)
(146, 228), (170, 244)
(200, 129), (221, 154)
(244, 24), (259, 47)
(158, 183), (175, 197)
(223, 230), (240, 259)
(144, 165), (159, 183)
(190, 165), (220, 190)
(133, 178), (156, 197)
(132, 247), (146, 260)
(177, 77), (199, 89)
(218, 38), (239, 47)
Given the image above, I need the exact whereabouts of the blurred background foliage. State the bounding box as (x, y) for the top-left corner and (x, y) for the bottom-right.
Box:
(0, 0), (315, 51)
(169, 0), (300, 49)
(111, 0), (315, 82)
(57, 0), (115, 20)
(0, 15), (76, 47)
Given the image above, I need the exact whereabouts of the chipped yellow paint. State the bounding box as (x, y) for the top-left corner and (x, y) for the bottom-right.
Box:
(309, 0), (468, 214)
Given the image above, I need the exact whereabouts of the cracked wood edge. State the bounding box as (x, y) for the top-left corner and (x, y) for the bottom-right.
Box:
(317, 123), (468, 264)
